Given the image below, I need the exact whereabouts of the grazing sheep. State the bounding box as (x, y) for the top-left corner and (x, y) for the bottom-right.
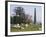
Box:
(12, 25), (17, 28)
(17, 24), (19, 26)
(25, 24), (28, 27)
(21, 27), (24, 29)
(17, 24), (20, 28)
(12, 24), (21, 28)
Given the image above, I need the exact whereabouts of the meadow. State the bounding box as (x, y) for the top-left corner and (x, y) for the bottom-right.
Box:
(11, 23), (42, 32)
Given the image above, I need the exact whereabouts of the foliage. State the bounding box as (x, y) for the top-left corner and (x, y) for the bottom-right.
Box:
(10, 7), (32, 24)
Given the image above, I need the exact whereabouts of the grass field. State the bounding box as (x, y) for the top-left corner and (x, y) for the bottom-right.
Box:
(11, 23), (42, 32)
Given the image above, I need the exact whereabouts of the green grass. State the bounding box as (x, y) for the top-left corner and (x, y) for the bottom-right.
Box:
(11, 23), (42, 32)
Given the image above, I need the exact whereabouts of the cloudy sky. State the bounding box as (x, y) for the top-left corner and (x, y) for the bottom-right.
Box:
(10, 4), (42, 23)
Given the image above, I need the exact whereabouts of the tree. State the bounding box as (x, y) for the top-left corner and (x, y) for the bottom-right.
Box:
(14, 7), (25, 24)
(10, 7), (32, 24)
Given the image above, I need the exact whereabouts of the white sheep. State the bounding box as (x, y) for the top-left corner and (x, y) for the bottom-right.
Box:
(25, 24), (28, 27)
(21, 27), (24, 29)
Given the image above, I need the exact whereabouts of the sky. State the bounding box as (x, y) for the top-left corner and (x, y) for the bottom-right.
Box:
(10, 4), (42, 23)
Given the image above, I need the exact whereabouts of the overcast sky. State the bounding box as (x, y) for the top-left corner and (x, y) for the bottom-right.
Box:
(10, 4), (42, 23)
